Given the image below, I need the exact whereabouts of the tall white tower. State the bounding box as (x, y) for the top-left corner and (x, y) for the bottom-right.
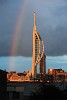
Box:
(28, 11), (46, 78)
(31, 11), (36, 78)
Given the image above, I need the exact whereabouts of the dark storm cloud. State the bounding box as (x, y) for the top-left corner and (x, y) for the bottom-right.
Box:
(0, 0), (67, 56)
(0, 0), (7, 4)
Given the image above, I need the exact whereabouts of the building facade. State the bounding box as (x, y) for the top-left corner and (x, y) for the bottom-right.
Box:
(0, 69), (7, 100)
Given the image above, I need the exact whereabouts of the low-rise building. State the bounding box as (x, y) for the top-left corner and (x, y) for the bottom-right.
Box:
(0, 69), (7, 100)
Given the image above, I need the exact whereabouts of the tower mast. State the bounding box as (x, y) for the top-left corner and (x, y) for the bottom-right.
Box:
(31, 11), (46, 78)
(34, 11), (36, 31)
(31, 11), (36, 78)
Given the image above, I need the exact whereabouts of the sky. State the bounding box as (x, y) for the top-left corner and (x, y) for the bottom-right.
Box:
(0, 0), (67, 72)
(0, 56), (67, 73)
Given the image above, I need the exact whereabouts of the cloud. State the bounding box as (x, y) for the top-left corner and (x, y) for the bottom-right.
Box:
(0, 0), (67, 56)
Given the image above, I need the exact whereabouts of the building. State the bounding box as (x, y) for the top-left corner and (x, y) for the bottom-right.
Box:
(0, 69), (7, 100)
(7, 82), (42, 100)
(40, 53), (46, 74)
(28, 11), (46, 78)
(46, 68), (67, 82)
(7, 81), (67, 100)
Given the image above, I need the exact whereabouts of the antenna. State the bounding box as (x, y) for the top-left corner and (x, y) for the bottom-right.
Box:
(34, 10), (36, 31)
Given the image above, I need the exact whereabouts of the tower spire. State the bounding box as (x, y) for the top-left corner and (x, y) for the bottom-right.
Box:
(31, 11), (46, 78)
(34, 11), (36, 31)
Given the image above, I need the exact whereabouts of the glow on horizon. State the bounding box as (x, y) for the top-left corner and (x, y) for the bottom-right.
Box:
(9, 0), (29, 71)
(46, 55), (67, 72)
(0, 56), (67, 73)
(46, 55), (67, 63)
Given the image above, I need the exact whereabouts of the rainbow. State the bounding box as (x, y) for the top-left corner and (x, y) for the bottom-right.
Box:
(9, 0), (29, 71)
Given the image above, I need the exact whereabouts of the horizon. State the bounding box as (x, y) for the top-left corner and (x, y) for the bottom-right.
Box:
(0, 55), (67, 73)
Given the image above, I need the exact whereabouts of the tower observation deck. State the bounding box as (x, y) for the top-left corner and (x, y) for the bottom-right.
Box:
(28, 11), (46, 78)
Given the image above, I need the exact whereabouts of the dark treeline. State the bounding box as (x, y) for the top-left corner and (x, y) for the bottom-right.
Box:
(29, 84), (67, 100)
